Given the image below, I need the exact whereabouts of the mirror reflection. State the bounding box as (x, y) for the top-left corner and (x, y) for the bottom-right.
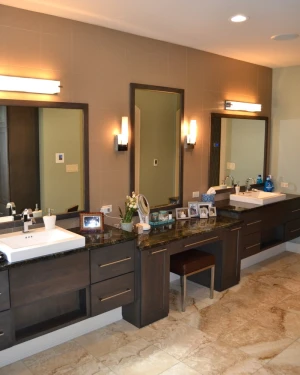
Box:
(0, 101), (88, 219)
(209, 114), (268, 188)
(130, 84), (184, 210)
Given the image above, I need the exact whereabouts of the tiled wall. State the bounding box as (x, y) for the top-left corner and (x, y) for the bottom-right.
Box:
(0, 5), (272, 221)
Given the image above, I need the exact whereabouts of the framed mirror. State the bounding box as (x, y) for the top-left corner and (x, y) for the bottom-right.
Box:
(209, 113), (268, 188)
(0, 99), (89, 221)
(130, 83), (184, 211)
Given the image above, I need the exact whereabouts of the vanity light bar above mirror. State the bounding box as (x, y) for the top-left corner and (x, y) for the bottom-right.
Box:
(225, 100), (262, 112)
(0, 75), (61, 94)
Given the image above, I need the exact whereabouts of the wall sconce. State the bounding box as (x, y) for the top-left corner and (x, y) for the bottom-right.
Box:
(225, 100), (262, 112)
(0, 75), (61, 94)
(185, 120), (197, 149)
(115, 116), (129, 151)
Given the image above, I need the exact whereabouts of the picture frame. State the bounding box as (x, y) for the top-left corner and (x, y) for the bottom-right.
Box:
(175, 207), (191, 220)
(199, 206), (209, 219)
(80, 212), (104, 232)
(209, 206), (217, 217)
(188, 201), (199, 217)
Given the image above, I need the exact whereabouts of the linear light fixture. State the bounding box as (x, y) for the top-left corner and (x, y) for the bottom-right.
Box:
(115, 116), (129, 151)
(225, 100), (262, 112)
(185, 119), (197, 149)
(0, 75), (61, 94)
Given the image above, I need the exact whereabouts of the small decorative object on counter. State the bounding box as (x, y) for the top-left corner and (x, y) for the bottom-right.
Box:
(159, 210), (168, 221)
(235, 182), (240, 195)
(119, 191), (138, 232)
(263, 175), (274, 192)
(168, 211), (173, 220)
(188, 202), (199, 217)
(151, 212), (159, 222)
(209, 206), (217, 217)
(256, 174), (263, 184)
(198, 203), (212, 219)
(79, 212), (103, 232)
(175, 207), (191, 220)
(202, 187), (216, 203)
(43, 208), (56, 230)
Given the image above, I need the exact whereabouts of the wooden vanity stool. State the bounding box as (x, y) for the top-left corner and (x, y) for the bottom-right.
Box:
(170, 249), (215, 311)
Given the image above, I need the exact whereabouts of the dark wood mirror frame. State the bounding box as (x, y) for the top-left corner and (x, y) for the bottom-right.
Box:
(129, 83), (184, 211)
(209, 113), (269, 189)
(0, 98), (89, 222)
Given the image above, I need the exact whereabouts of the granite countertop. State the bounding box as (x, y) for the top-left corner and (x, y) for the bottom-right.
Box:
(137, 216), (242, 250)
(0, 224), (136, 270)
(215, 193), (300, 213)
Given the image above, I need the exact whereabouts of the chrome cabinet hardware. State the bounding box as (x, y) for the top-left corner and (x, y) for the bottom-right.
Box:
(185, 236), (219, 248)
(230, 227), (242, 232)
(151, 248), (167, 255)
(292, 208), (300, 213)
(290, 228), (300, 233)
(245, 243), (260, 250)
(98, 257), (131, 268)
(0, 332), (4, 337)
(99, 288), (131, 302)
(246, 220), (262, 226)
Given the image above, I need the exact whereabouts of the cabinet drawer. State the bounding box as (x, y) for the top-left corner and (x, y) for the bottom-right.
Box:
(90, 242), (134, 283)
(242, 232), (261, 259)
(0, 310), (14, 350)
(91, 272), (134, 316)
(286, 199), (300, 221)
(183, 232), (220, 250)
(286, 218), (300, 241)
(10, 252), (89, 307)
(243, 212), (263, 235)
(0, 271), (10, 312)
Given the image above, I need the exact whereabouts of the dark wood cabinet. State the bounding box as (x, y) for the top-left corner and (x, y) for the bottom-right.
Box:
(0, 310), (14, 350)
(0, 270), (10, 312)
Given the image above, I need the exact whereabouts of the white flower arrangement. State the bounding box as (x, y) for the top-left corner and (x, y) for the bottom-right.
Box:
(119, 192), (138, 223)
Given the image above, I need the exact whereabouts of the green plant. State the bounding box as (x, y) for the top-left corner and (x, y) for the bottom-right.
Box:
(119, 192), (138, 223)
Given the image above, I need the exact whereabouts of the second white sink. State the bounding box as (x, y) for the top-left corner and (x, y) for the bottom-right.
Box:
(230, 191), (286, 205)
(0, 226), (85, 263)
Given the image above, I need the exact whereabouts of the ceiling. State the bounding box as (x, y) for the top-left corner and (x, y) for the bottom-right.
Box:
(1, 0), (300, 68)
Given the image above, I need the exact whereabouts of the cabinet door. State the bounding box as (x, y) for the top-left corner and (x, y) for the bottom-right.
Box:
(141, 246), (169, 327)
(0, 270), (10, 312)
(0, 310), (14, 350)
(221, 226), (241, 290)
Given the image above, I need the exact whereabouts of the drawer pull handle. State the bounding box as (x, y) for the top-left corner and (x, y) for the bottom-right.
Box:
(231, 227), (242, 232)
(290, 228), (300, 233)
(0, 332), (4, 337)
(99, 288), (131, 302)
(246, 243), (261, 250)
(99, 257), (131, 268)
(247, 220), (262, 226)
(185, 236), (219, 248)
(292, 208), (300, 213)
(151, 248), (167, 255)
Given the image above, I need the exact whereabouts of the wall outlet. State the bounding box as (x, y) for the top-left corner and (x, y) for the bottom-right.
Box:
(153, 159), (158, 167)
(192, 191), (200, 198)
(100, 205), (112, 214)
(281, 182), (289, 188)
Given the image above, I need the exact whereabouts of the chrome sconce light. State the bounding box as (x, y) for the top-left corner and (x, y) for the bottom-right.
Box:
(0, 75), (61, 94)
(185, 119), (197, 149)
(115, 116), (129, 151)
(224, 100), (262, 112)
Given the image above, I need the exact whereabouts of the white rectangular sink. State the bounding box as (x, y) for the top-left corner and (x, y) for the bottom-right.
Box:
(0, 216), (14, 223)
(230, 191), (286, 205)
(0, 226), (85, 263)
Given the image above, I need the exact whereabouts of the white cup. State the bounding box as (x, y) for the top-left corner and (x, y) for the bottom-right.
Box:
(43, 215), (56, 230)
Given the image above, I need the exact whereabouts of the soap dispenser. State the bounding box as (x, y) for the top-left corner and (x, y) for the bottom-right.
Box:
(235, 182), (240, 195)
(43, 208), (56, 230)
(263, 175), (274, 192)
(256, 174), (263, 184)
(33, 203), (43, 218)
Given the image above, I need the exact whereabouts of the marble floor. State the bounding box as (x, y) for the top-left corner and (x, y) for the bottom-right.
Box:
(2, 251), (300, 375)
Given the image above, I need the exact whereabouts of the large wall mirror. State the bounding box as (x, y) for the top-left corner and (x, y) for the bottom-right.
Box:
(130, 83), (184, 210)
(209, 113), (268, 188)
(0, 99), (89, 220)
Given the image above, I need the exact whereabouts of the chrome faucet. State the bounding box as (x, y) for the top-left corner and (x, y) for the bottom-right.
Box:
(245, 177), (256, 192)
(224, 175), (234, 187)
(22, 208), (36, 233)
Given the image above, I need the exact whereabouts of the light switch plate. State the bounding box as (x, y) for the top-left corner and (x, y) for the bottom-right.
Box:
(192, 191), (200, 198)
(66, 164), (78, 173)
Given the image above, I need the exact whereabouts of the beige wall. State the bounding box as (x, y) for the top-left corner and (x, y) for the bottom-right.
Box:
(0, 5), (272, 221)
(271, 66), (300, 194)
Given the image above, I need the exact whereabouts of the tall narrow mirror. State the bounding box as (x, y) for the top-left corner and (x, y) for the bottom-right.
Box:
(209, 113), (268, 188)
(130, 83), (184, 210)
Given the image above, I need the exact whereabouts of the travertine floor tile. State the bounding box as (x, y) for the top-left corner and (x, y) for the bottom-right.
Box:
(261, 341), (300, 374)
(217, 323), (293, 363)
(182, 342), (262, 375)
(0, 361), (32, 375)
(23, 340), (95, 375)
(99, 338), (178, 375)
(276, 291), (300, 315)
(75, 320), (139, 358)
(137, 316), (212, 360)
(258, 252), (300, 271)
(159, 362), (200, 374)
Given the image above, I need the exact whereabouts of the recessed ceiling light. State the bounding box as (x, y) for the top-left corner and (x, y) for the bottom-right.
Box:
(271, 33), (299, 41)
(230, 14), (248, 23)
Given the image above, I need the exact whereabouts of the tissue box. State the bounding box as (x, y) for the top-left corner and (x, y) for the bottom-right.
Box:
(201, 194), (215, 203)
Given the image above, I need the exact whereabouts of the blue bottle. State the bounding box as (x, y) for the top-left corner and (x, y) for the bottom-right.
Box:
(264, 175), (274, 192)
(256, 174), (263, 184)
